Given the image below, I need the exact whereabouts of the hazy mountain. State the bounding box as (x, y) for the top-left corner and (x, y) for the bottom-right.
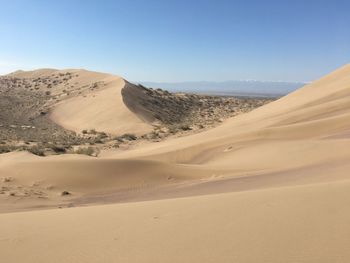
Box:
(140, 80), (306, 97)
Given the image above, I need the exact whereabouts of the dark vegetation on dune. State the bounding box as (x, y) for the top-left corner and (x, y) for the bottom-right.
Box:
(122, 81), (272, 132)
(0, 73), (273, 156)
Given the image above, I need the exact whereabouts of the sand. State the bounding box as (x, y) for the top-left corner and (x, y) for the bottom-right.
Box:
(1, 181), (350, 263)
(1, 64), (350, 262)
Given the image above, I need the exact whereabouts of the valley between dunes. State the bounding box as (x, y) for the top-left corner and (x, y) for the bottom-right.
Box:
(1, 64), (350, 262)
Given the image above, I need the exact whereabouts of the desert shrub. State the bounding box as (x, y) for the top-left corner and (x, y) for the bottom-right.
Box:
(49, 145), (67, 154)
(28, 145), (45, 156)
(180, 125), (192, 131)
(82, 129), (88, 134)
(123, 133), (137, 140)
(0, 145), (13, 154)
(114, 136), (124, 142)
(96, 132), (108, 139)
(146, 131), (159, 140)
(89, 129), (97, 135)
(94, 138), (104, 144)
(75, 146), (99, 157)
(114, 133), (137, 142)
(168, 126), (178, 134)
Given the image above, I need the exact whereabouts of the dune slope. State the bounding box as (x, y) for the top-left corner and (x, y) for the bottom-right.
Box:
(1, 181), (350, 263)
(49, 70), (152, 135)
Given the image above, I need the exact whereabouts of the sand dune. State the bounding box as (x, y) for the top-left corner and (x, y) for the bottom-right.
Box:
(8, 68), (153, 135)
(49, 70), (153, 135)
(1, 64), (350, 262)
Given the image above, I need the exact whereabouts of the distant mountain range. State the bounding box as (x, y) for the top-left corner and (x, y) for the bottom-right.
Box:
(140, 80), (307, 97)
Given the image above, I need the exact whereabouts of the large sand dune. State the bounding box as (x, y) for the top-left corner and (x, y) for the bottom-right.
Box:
(9, 68), (153, 135)
(50, 70), (153, 135)
(1, 64), (350, 262)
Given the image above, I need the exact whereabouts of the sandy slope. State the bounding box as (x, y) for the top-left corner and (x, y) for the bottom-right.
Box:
(1, 64), (350, 262)
(1, 181), (350, 263)
(50, 71), (152, 135)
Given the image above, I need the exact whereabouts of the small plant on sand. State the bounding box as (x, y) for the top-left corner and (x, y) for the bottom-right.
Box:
(27, 145), (45, 156)
(180, 125), (192, 131)
(75, 146), (99, 157)
(114, 133), (137, 142)
(49, 145), (67, 154)
(89, 129), (97, 135)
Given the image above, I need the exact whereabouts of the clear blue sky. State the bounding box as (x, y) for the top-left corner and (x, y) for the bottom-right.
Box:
(0, 0), (349, 82)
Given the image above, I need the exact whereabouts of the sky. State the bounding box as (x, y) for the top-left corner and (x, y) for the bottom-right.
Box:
(0, 0), (349, 82)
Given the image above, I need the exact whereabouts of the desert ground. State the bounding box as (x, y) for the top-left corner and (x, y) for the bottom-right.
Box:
(1, 64), (350, 262)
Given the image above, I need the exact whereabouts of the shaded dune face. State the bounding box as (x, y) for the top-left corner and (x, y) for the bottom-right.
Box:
(121, 81), (198, 124)
(121, 81), (160, 123)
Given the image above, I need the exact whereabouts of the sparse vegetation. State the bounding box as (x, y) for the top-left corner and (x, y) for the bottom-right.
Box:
(114, 133), (137, 142)
(0, 72), (273, 157)
(89, 129), (97, 135)
(49, 145), (67, 154)
(180, 125), (192, 131)
(27, 145), (45, 156)
(75, 146), (99, 157)
(0, 145), (15, 154)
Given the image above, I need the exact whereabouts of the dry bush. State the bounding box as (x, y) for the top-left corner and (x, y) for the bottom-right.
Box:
(114, 133), (137, 142)
(27, 145), (45, 156)
(75, 146), (99, 157)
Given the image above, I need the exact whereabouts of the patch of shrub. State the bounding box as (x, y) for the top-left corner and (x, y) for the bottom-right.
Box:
(28, 145), (45, 156)
(114, 133), (137, 142)
(50, 145), (67, 154)
(89, 129), (97, 135)
(98, 132), (108, 139)
(0, 145), (13, 154)
(146, 131), (159, 140)
(168, 126), (178, 134)
(180, 125), (192, 131)
(75, 146), (99, 157)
